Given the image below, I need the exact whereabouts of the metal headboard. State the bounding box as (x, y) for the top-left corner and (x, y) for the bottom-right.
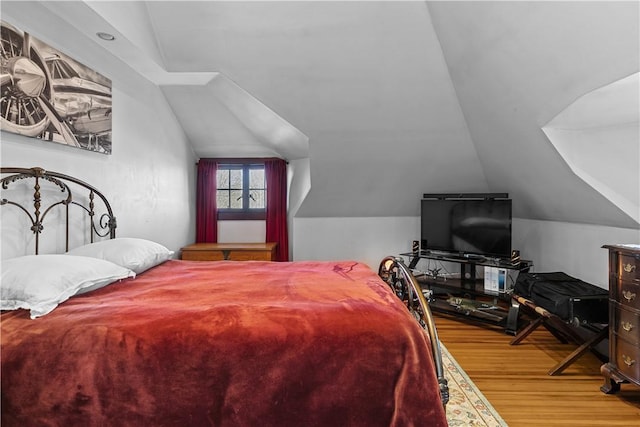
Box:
(1, 167), (116, 254)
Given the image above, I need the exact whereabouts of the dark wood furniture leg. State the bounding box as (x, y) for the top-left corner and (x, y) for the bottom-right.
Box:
(600, 363), (623, 394)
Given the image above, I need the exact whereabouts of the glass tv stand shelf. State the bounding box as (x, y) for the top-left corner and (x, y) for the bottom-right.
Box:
(399, 251), (533, 330)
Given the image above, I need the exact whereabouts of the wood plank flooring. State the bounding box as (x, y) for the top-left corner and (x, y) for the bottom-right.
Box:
(434, 314), (640, 427)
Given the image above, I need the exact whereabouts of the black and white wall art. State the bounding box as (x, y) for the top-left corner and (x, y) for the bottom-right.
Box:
(1, 21), (113, 154)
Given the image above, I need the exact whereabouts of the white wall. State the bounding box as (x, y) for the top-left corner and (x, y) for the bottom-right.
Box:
(293, 216), (640, 288)
(1, 83), (196, 257)
(218, 221), (265, 243)
(514, 218), (639, 288)
(293, 217), (420, 270)
(1, 9), (196, 257)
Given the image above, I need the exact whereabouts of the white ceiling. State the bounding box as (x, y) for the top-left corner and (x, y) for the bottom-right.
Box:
(2, 1), (638, 227)
(427, 1), (638, 228)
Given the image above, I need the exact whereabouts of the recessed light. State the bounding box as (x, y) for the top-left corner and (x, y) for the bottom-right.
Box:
(96, 32), (115, 41)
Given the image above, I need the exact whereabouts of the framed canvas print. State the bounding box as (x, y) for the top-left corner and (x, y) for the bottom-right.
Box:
(1, 21), (112, 154)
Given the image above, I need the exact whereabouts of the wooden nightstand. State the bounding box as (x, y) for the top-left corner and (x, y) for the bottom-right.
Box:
(180, 242), (278, 261)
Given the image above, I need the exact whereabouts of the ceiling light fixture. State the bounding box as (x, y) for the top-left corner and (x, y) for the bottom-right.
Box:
(96, 32), (115, 41)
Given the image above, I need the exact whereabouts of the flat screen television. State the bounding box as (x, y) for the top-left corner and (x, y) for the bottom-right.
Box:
(420, 197), (512, 259)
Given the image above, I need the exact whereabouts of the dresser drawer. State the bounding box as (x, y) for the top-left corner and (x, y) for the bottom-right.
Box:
(620, 253), (640, 283)
(182, 250), (271, 261)
(613, 335), (640, 383)
(181, 250), (225, 261)
(614, 305), (640, 346)
(228, 251), (273, 261)
(615, 281), (640, 311)
(180, 243), (277, 261)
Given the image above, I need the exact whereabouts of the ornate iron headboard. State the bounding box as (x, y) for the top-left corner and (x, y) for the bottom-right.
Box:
(1, 167), (116, 254)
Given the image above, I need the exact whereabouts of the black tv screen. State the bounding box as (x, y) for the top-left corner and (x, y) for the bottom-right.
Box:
(420, 198), (512, 258)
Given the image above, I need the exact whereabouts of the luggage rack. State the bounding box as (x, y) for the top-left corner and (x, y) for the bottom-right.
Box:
(508, 293), (608, 376)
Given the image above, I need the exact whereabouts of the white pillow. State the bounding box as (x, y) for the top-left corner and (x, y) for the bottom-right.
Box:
(1, 255), (135, 319)
(66, 238), (174, 274)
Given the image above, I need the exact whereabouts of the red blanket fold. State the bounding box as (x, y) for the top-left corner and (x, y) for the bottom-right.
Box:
(2, 260), (446, 426)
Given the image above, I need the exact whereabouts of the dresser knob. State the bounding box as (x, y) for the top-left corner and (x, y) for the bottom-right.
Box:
(622, 355), (636, 367)
(621, 322), (634, 332)
(622, 290), (637, 302)
(623, 263), (637, 273)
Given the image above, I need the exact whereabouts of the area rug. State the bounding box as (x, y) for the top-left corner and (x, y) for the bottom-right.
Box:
(441, 343), (508, 426)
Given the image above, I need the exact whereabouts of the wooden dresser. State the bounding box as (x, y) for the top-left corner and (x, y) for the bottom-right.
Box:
(601, 244), (640, 394)
(181, 242), (277, 261)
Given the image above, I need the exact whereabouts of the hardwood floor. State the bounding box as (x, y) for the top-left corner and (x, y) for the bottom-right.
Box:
(434, 314), (640, 427)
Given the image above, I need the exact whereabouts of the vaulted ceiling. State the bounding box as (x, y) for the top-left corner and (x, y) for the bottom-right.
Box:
(2, 1), (638, 228)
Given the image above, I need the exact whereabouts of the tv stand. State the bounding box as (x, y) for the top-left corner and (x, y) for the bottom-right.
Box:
(401, 251), (532, 332)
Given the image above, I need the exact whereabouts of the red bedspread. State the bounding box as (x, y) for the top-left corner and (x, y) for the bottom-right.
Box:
(1, 260), (446, 426)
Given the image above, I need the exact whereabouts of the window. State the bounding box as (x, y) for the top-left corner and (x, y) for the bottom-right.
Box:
(216, 163), (266, 220)
(46, 56), (80, 80)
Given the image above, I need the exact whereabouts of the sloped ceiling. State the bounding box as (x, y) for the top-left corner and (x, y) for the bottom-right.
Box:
(427, 1), (639, 228)
(2, 1), (638, 227)
(142, 0), (486, 218)
(542, 73), (639, 224)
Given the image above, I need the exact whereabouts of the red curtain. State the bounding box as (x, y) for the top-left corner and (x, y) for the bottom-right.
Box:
(265, 159), (289, 261)
(195, 160), (218, 243)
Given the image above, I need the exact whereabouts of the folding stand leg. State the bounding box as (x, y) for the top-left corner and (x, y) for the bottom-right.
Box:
(510, 316), (544, 345)
(547, 327), (608, 376)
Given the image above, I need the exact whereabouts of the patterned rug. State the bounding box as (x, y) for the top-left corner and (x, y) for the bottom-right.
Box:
(441, 344), (508, 426)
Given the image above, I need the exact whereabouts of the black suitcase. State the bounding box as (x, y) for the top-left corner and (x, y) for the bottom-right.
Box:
(514, 272), (608, 324)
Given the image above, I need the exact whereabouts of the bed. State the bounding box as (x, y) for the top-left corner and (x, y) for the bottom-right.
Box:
(1, 167), (448, 426)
